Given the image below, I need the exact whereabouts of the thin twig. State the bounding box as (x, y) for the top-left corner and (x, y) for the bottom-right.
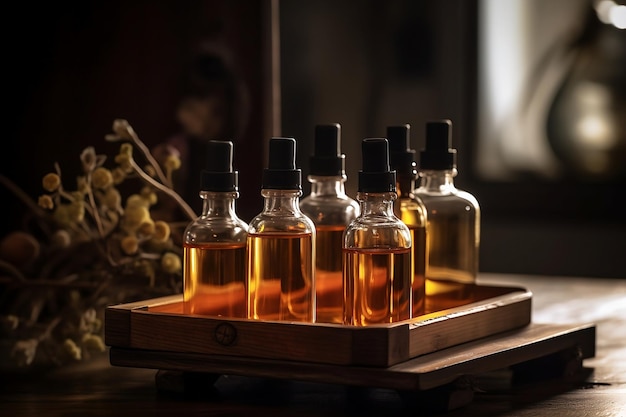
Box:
(84, 172), (104, 237)
(130, 159), (197, 220)
(128, 128), (171, 187)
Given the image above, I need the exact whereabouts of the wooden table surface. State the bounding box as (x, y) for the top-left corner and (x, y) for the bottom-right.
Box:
(2, 273), (625, 417)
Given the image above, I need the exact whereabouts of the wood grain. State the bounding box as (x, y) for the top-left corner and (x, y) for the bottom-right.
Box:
(109, 322), (595, 392)
(104, 284), (532, 366)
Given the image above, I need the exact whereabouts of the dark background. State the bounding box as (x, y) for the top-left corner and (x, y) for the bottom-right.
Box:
(2, 0), (624, 278)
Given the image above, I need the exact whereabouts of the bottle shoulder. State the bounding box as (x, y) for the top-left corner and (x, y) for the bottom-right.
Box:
(300, 195), (360, 225)
(344, 213), (411, 249)
(248, 212), (316, 235)
(414, 187), (480, 210)
(183, 216), (249, 244)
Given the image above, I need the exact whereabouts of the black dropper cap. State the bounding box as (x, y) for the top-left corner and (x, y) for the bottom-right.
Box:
(262, 137), (302, 190)
(358, 138), (396, 193)
(201, 140), (238, 192)
(309, 123), (345, 176)
(387, 124), (417, 178)
(419, 119), (457, 170)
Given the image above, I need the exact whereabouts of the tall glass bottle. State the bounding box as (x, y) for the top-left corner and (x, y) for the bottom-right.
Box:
(413, 120), (480, 308)
(183, 140), (249, 317)
(300, 124), (359, 324)
(387, 125), (426, 317)
(343, 138), (412, 326)
(247, 137), (316, 322)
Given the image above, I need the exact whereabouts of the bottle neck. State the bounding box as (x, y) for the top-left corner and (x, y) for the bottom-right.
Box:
(308, 175), (347, 198)
(200, 191), (239, 218)
(261, 189), (303, 215)
(396, 175), (416, 199)
(418, 169), (458, 192)
(356, 192), (397, 217)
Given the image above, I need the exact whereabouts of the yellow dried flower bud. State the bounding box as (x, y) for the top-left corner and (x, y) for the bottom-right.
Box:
(53, 205), (72, 227)
(153, 221), (170, 242)
(112, 119), (134, 139)
(119, 143), (133, 156)
(120, 235), (139, 255)
(164, 154), (181, 171)
(115, 144), (134, 173)
(121, 205), (150, 234)
(114, 153), (129, 164)
(63, 339), (82, 361)
(161, 252), (182, 274)
(112, 167), (126, 184)
(68, 202), (85, 223)
(76, 176), (90, 194)
(140, 186), (157, 206)
(138, 220), (155, 237)
(80, 147), (97, 172)
(82, 334), (106, 353)
(102, 187), (122, 212)
(38, 195), (54, 210)
(126, 194), (149, 208)
(42, 173), (61, 192)
(92, 167), (113, 190)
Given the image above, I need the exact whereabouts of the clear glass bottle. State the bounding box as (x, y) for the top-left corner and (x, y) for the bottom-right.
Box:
(247, 137), (316, 322)
(183, 140), (249, 317)
(387, 124), (427, 317)
(413, 120), (480, 309)
(300, 124), (359, 324)
(343, 138), (412, 326)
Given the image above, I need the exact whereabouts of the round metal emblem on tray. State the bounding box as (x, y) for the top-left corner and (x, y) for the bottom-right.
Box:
(214, 322), (237, 346)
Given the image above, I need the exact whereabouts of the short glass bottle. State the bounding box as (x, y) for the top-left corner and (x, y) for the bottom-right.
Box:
(387, 124), (427, 317)
(300, 124), (359, 324)
(183, 140), (249, 318)
(343, 138), (412, 326)
(413, 120), (480, 308)
(247, 137), (316, 322)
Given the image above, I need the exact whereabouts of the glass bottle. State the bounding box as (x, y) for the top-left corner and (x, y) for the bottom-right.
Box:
(183, 140), (249, 317)
(300, 124), (359, 324)
(387, 124), (427, 317)
(247, 137), (316, 322)
(343, 138), (412, 326)
(413, 120), (480, 309)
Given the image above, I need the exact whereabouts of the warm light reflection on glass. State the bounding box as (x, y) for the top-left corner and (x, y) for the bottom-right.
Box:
(611, 5), (626, 29)
(572, 82), (617, 150)
(595, 0), (626, 29)
(576, 115), (614, 148)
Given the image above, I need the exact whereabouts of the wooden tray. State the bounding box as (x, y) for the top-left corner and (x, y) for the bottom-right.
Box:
(109, 322), (596, 393)
(105, 283), (531, 367)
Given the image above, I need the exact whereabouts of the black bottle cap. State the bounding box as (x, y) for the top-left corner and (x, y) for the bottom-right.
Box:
(387, 124), (417, 178)
(309, 123), (345, 176)
(419, 119), (457, 170)
(358, 138), (396, 193)
(201, 140), (238, 192)
(262, 137), (302, 190)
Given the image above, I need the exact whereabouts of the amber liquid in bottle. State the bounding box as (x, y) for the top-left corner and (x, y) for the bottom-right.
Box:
(247, 232), (314, 322)
(314, 225), (345, 323)
(183, 242), (247, 317)
(415, 120), (480, 312)
(420, 194), (478, 311)
(343, 247), (412, 326)
(397, 195), (427, 318)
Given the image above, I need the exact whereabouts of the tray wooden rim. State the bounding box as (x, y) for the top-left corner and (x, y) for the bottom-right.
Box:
(105, 283), (532, 367)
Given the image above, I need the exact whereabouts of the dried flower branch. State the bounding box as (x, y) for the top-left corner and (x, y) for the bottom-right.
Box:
(0, 119), (192, 371)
